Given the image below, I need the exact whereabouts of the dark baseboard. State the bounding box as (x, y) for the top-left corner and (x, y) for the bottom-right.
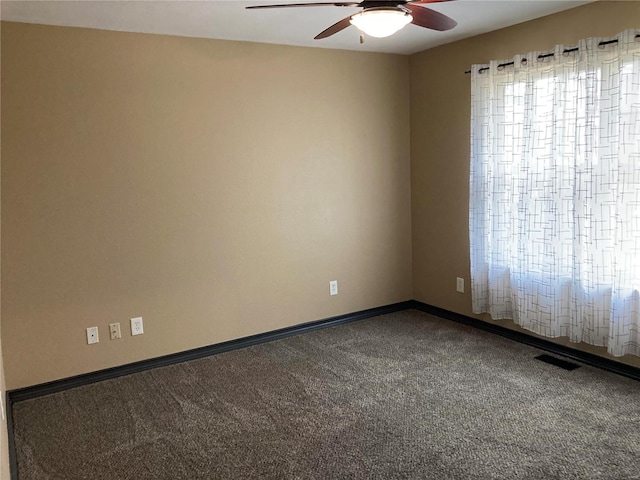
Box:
(409, 300), (640, 383)
(7, 301), (413, 404)
(8, 299), (640, 402)
(6, 390), (16, 480)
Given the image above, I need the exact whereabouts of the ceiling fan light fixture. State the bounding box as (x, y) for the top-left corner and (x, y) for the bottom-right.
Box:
(349, 8), (413, 38)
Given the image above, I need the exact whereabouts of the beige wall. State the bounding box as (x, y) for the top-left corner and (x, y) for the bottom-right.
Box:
(0, 18), (9, 478)
(1, 22), (412, 389)
(410, 0), (640, 366)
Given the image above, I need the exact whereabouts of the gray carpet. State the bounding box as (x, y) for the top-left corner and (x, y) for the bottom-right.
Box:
(12, 310), (640, 479)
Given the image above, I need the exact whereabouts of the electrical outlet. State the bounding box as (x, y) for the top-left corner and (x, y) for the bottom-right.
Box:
(456, 277), (465, 293)
(109, 322), (121, 340)
(130, 317), (144, 336)
(86, 326), (99, 345)
(329, 280), (338, 296)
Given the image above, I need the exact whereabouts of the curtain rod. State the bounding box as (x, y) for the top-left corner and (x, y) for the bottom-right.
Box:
(464, 35), (640, 74)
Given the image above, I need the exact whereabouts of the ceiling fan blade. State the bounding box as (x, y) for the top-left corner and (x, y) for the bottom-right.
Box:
(406, 4), (457, 31)
(246, 2), (358, 9)
(314, 15), (353, 39)
(408, 0), (456, 4)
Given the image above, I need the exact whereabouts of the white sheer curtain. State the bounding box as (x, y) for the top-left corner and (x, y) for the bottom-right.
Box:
(469, 30), (640, 357)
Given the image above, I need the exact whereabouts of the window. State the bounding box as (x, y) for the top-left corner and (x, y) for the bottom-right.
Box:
(469, 30), (640, 356)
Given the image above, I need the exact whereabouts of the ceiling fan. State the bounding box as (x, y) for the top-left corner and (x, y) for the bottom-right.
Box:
(246, 0), (457, 40)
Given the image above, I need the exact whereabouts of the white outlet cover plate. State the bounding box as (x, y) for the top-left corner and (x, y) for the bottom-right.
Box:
(86, 326), (99, 344)
(329, 280), (338, 296)
(131, 317), (144, 336)
(109, 322), (121, 340)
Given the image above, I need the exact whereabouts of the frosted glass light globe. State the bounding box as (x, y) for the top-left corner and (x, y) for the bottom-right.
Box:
(350, 8), (413, 38)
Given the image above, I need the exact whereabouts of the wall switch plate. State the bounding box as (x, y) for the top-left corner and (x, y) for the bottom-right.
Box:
(130, 317), (144, 336)
(109, 322), (121, 340)
(456, 277), (465, 293)
(86, 326), (99, 344)
(329, 280), (338, 296)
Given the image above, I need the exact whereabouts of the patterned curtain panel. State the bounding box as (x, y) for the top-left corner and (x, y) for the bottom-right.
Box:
(469, 30), (640, 357)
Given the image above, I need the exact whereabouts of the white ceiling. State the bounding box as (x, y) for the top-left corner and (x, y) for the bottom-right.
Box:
(0, 0), (595, 55)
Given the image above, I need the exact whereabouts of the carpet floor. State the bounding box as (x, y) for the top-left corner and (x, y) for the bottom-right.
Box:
(11, 310), (640, 479)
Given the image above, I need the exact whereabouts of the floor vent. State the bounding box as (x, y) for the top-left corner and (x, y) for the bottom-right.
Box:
(535, 354), (581, 371)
